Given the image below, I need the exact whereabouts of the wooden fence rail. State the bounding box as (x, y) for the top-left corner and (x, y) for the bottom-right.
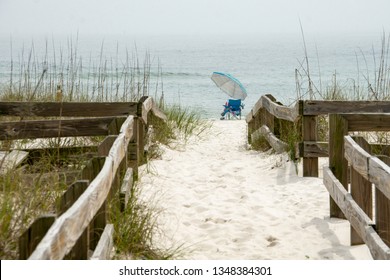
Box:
(0, 102), (138, 117)
(246, 94), (390, 177)
(323, 113), (390, 259)
(29, 114), (135, 259)
(0, 96), (166, 260)
(246, 95), (390, 259)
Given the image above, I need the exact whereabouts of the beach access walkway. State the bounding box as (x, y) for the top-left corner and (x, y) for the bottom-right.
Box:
(137, 120), (372, 259)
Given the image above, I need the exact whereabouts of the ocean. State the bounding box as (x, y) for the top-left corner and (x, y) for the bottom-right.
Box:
(0, 32), (385, 118)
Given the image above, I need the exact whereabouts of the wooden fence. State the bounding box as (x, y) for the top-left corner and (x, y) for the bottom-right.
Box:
(0, 96), (166, 260)
(323, 114), (390, 259)
(246, 94), (390, 177)
(246, 95), (390, 259)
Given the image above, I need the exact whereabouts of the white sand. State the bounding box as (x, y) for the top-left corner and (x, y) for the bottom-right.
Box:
(137, 120), (373, 260)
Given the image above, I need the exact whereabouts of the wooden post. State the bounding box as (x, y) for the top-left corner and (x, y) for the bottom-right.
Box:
(264, 94), (276, 133)
(376, 156), (390, 247)
(328, 114), (348, 219)
(82, 157), (106, 251)
(247, 114), (254, 144)
(56, 85), (63, 101)
(254, 108), (262, 132)
(128, 116), (139, 179)
(302, 115), (318, 177)
(19, 214), (56, 259)
(108, 117), (126, 135)
(80, 157), (106, 183)
(59, 180), (90, 215)
(90, 224), (114, 260)
(350, 136), (372, 245)
(98, 135), (118, 157)
(137, 117), (146, 165)
(265, 107), (274, 133)
(90, 201), (107, 251)
(120, 168), (134, 212)
(79, 157), (106, 251)
(137, 98), (148, 165)
(59, 180), (90, 259)
(274, 100), (287, 138)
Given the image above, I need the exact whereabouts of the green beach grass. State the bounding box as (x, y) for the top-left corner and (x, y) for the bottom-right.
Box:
(0, 39), (209, 260)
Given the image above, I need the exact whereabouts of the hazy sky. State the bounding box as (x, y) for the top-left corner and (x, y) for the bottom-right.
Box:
(0, 0), (389, 36)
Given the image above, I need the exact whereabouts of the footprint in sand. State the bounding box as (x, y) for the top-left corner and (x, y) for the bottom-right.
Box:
(204, 217), (231, 224)
(266, 236), (279, 247)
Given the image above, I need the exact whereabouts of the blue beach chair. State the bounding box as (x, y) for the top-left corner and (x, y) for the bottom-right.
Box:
(220, 99), (244, 120)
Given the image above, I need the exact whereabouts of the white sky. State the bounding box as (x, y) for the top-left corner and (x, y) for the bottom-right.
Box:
(0, 0), (389, 36)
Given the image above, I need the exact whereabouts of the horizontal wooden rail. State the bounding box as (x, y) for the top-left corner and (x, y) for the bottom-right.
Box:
(246, 94), (299, 123)
(341, 114), (390, 131)
(248, 98), (390, 123)
(297, 141), (328, 158)
(344, 135), (390, 203)
(297, 141), (390, 159)
(0, 102), (137, 117)
(0, 117), (120, 140)
(302, 100), (390, 115)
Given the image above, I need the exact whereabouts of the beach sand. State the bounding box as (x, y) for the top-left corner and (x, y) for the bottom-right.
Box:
(137, 120), (373, 260)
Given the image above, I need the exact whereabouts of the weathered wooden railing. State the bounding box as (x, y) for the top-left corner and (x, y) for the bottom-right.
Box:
(247, 95), (390, 259)
(323, 114), (390, 259)
(0, 96), (166, 259)
(246, 94), (390, 177)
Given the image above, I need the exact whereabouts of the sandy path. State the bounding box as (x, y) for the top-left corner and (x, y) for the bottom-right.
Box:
(137, 120), (372, 259)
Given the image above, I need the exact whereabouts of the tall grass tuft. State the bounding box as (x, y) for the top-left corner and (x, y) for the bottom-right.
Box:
(150, 104), (211, 148)
(110, 182), (180, 260)
(1, 36), (163, 102)
(0, 36), (211, 260)
(296, 32), (390, 102)
(0, 168), (67, 259)
(0, 36), (168, 259)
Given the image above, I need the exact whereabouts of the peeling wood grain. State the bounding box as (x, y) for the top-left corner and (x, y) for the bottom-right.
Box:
(323, 167), (390, 259)
(29, 116), (135, 260)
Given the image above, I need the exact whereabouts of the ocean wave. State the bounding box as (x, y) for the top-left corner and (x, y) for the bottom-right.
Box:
(162, 71), (206, 78)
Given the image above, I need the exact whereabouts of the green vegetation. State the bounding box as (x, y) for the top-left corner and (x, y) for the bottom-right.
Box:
(251, 134), (271, 152)
(296, 32), (390, 102)
(153, 104), (211, 144)
(1, 37), (162, 102)
(250, 33), (390, 166)
(110, 182), (181, 260)
(0, 38), (207, 260)
(0, 166), (68, 259)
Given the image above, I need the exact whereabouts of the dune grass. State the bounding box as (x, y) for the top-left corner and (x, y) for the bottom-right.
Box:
(295, 32), (390, 102)
(250, 32), (390, 164)
(154, 104), (211, 143)
(0, 37), (207, 260)
(0, 166), (68, 259)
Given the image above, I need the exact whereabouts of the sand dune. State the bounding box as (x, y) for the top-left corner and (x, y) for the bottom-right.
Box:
(137, 120), (372, 260)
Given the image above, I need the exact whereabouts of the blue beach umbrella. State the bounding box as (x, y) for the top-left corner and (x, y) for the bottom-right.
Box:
(211, 72), (247, 100)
